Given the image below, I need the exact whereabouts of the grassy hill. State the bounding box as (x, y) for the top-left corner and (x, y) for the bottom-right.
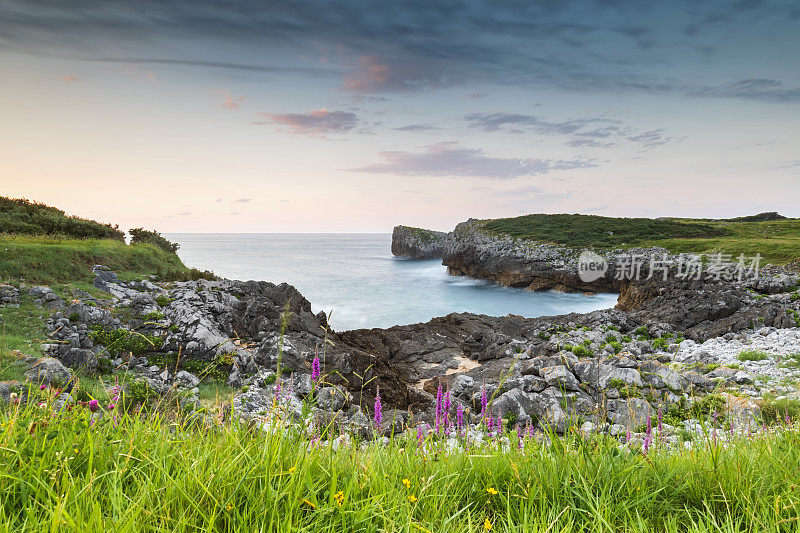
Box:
(0, 196), (211, 284)
(482, 213), (800, 265)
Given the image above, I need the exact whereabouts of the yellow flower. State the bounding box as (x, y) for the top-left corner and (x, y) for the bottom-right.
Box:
(408, 494), (418, 502)
(333, 491), (345, 506)
(226, 503), (233, 511)
(402, 478), (411, 489)
(486, 487), (498, 496)
(484, 518), (493, 530)
(288, 466), (296, 474)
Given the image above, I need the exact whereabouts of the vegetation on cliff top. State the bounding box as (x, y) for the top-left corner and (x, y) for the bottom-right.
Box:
(482, 213), (800, 264)
(0, 196), (124, 241)
(0, 196), (209, 284)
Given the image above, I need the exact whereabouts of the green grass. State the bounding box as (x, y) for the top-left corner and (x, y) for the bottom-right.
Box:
(0, 235), (190, 285)
(0, 296), (49, 382)
(738, 350), (770, 362)
(481, 214), (800, 264)
(1, 399), (800, 532)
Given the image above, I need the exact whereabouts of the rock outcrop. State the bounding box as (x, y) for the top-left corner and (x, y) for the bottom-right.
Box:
(391, 225), (447, 259)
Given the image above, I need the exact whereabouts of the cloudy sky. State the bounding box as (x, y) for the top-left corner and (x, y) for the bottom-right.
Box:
(1, 0), (798, 232)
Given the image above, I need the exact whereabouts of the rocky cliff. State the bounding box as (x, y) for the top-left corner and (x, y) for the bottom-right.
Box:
(441, 219), (626, 293)
(391, 225), (447, 259)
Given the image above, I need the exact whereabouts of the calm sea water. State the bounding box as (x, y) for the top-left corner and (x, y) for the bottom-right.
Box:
(166, 233), (618, 331)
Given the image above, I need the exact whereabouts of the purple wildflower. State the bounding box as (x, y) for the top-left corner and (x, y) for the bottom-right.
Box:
(657, 406), (663, 432)
(456, 403), (464, 433)
(642, 434), (651, 455)
(443, 387), (452, 430)
(625, 428), (631, 443)
(39, 384), (47, 391)
(417, 424), (425, 444)
(486, 415), (493, 437)
(88, 399), (100, 412)
(496, 416), (503, 437)
(311, 354), (321, 383)
(480, 385), (488, 416)
(374, 387), (382, 427)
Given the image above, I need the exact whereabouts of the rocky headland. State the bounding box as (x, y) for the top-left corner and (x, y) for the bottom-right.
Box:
(391, 225), (447, 259)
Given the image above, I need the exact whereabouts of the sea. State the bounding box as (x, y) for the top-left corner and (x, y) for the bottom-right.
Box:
(166, 233), (618, 331)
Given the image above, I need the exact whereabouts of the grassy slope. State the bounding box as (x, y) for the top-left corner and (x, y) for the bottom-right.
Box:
(0, 235), (189, 285)
(482, 214), (800, 264)
(1, 399), (800, 531)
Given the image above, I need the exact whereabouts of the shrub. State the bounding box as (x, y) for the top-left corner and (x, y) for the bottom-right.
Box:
(155, 295), (174, 307)
(129, 228), (179, 254)
(68, 312), (80, 322)
(761, 397), (800, 424)
(122, 379), (158, 411)
(97, 357), (113, 375)
(156, 266), (217, 282)
(572, 345), (592, 357)
(89, 326), (164, 356)
(652, 338), (670, 352)
(0, 196), (125, 240)
(140, 311), (165, 321)
(608, 341), (623, 354)
(738, 350), (769, 362)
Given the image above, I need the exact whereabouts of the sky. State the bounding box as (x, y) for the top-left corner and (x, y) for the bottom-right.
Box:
(0, 0), (798, 233)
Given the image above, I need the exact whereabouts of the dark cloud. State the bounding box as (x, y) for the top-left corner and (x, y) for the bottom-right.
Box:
(393, 124), (438, 132)
(466, 112), (675, 150)
(694, 79), (800, 103)
(567, 138), (616, 148)
(465, 112), (615, 135)
(343, 55), (450, 93)
(0, 1), (796, 100)
(349, 142), (596, 179)
(254, 108), (359, 137)
(625, 129), (675, 149)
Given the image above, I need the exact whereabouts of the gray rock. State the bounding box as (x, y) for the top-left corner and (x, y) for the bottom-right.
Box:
(25, 357), (71, 386)
(316, 386), (349, 412)
(540, 365), (581, 391)
(608, 398), (652, 428)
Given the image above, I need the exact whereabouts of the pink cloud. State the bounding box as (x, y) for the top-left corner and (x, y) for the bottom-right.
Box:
(343, 55), (448, 93)
(254, 108), (358, 137)
(61, 75), (79, 83)
(218, 90), (245, 110)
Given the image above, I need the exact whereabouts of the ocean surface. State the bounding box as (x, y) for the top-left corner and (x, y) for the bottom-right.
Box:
(166, 233), (618, 331)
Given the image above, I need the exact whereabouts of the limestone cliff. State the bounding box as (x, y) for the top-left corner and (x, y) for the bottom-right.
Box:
(391, 225), (447, 259)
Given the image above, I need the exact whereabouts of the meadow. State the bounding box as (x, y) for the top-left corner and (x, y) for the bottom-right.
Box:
(1, 390), (800, 532)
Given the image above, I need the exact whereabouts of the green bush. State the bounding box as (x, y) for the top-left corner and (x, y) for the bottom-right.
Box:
(0, 196), (124, 240)
(140, 311), (165, 321)
(572, 345), (592, 357)
(155, 295), (174, 307)
(738, 350), (769, 362)
(122, 379), (158, 411)
(129, 228), (179, 254)
(608, 341), (623, 354)
(761, 397), (800, 424)
(89, 326), (164, 356)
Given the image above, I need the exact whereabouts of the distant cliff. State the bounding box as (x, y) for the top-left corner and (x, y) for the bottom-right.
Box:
(441, 219), (619, 293)
(391, 226), (447, 259)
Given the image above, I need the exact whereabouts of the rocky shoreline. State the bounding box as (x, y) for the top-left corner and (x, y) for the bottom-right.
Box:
(2, 229), (800, 445)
